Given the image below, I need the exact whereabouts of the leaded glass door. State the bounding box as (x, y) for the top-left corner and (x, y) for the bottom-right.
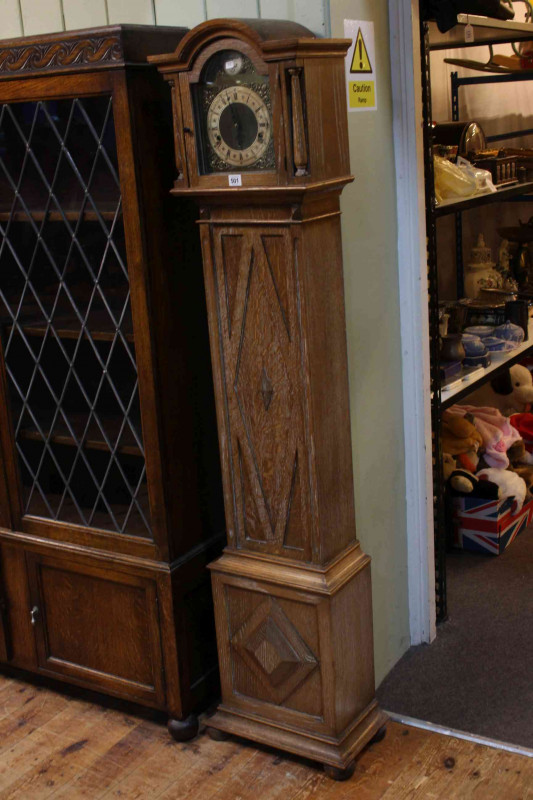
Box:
(0, 93), (152, 539)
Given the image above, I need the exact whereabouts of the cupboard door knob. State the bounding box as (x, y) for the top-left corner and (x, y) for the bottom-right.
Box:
(30, 606), (39, 626)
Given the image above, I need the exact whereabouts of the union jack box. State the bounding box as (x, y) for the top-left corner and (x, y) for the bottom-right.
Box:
(452, 495), (533, 555)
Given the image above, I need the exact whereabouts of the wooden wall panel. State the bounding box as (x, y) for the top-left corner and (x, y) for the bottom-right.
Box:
(106, 0), (155, 25)
(206, 0), (258, 19)
(0, 0), (23, 38)
(63, 0), (108, 29)
(155, 0), (206, 28)
(20, 0), (63, 34)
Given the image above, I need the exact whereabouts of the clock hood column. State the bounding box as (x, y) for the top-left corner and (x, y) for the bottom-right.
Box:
(150, 19), (386, 777)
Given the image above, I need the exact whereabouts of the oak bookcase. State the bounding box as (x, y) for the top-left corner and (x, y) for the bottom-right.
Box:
(0, 24), (224, 739)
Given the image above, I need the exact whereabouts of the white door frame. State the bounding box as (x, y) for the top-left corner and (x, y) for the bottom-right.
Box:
(388, 0), (436, 644)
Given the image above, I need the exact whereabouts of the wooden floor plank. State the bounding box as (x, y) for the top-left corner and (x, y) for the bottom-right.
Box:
(0, 687), (69, 755)
(0, 731), (99, 800)
(94, 733), (207, 799)
(50, 722), (168, 800)
(0, 729), (73, 795)
(152, 738), (263, 800)
(0, 682), (53, 720)
(0, 673), (531, 800)
(204, 748), (312, 800)
(379, 730), (533, 799)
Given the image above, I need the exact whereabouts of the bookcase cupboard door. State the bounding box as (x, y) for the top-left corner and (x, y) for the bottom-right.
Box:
(25, 550), (165, 706)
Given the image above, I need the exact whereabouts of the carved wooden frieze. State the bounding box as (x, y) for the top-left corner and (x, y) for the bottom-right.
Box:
(211, 226), (311, 559)
(0, 36), (123, 76)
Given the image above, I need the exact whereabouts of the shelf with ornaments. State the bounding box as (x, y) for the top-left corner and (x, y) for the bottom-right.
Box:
(438, 230), (532, 401)
(434, 179), (533, 217)
(428, 15), (533, 51)
(440, 318), (533, 408)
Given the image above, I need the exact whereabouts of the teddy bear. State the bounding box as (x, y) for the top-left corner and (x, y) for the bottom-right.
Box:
(441, 410), (483, 468)
(442, 452), (477, 493)
(441, 409), (528, 501)
(465, 364), (533, 416)
(441, 411), (484, 494)
(505, 439), (533, 499)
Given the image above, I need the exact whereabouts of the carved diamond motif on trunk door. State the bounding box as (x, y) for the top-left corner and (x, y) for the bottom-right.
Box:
(234, 236), (299, 544)
(260, 368), (274, 411)
(232, 598), (318, 704)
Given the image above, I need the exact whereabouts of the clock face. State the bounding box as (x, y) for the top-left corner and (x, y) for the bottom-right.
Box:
(207, 86), (271, 168)
(193, 49), (276, 174)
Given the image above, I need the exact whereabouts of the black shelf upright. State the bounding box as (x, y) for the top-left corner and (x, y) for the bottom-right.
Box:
(421, 19), (448, 623)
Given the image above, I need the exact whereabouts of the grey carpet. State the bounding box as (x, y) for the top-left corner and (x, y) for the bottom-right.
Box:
(377, 527), (533, 748)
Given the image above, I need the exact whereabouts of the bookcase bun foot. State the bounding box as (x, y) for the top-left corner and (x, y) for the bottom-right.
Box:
(167, 715), (199, 742)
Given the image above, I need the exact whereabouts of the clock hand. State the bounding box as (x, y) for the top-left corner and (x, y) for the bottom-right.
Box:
(230, 103), (245, 149)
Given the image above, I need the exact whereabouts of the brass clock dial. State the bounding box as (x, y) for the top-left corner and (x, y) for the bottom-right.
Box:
(207, 86), (271, 168)
(192, 49), (275, 174)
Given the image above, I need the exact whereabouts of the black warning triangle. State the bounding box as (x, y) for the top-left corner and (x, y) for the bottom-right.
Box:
(350, 28), (372, 74)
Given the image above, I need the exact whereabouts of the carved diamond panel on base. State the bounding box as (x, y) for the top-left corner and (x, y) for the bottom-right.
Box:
(223, 583), (323, 716)
(232, 596), (318, 704)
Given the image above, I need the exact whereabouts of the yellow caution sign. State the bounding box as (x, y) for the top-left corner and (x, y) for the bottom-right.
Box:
(344, 20), (377, 112)
(350, 28), (372, 74)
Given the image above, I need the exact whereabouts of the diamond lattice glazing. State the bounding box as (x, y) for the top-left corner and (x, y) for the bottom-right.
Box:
(0, 96), (151, 537)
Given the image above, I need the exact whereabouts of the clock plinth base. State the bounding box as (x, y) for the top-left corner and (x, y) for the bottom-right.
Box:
(208, 545), (386, 771)
(206, 703), (386, 773)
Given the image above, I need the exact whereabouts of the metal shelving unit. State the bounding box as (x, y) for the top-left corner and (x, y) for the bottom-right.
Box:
(422, 15), (533, 623)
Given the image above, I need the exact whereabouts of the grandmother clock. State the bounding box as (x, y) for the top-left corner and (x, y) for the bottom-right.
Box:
(150, 19), (386, 779)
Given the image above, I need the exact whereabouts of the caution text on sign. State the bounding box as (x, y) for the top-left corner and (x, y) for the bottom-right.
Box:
(349, 81), (376, 108)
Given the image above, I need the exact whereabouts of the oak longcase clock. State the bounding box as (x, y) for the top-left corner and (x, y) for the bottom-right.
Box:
(150, 19), (386, 779)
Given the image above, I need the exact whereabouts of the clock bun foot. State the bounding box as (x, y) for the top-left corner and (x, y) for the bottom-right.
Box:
(323, 761), (356, 782)
(369, 724), (387, 746)
(206, 726), (231, 742)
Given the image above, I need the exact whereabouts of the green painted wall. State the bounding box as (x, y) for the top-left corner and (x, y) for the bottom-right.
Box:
(329, 0), (410, 684)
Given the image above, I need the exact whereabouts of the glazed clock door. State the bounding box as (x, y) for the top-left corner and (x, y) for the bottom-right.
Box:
(192, 47), (275, 175)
